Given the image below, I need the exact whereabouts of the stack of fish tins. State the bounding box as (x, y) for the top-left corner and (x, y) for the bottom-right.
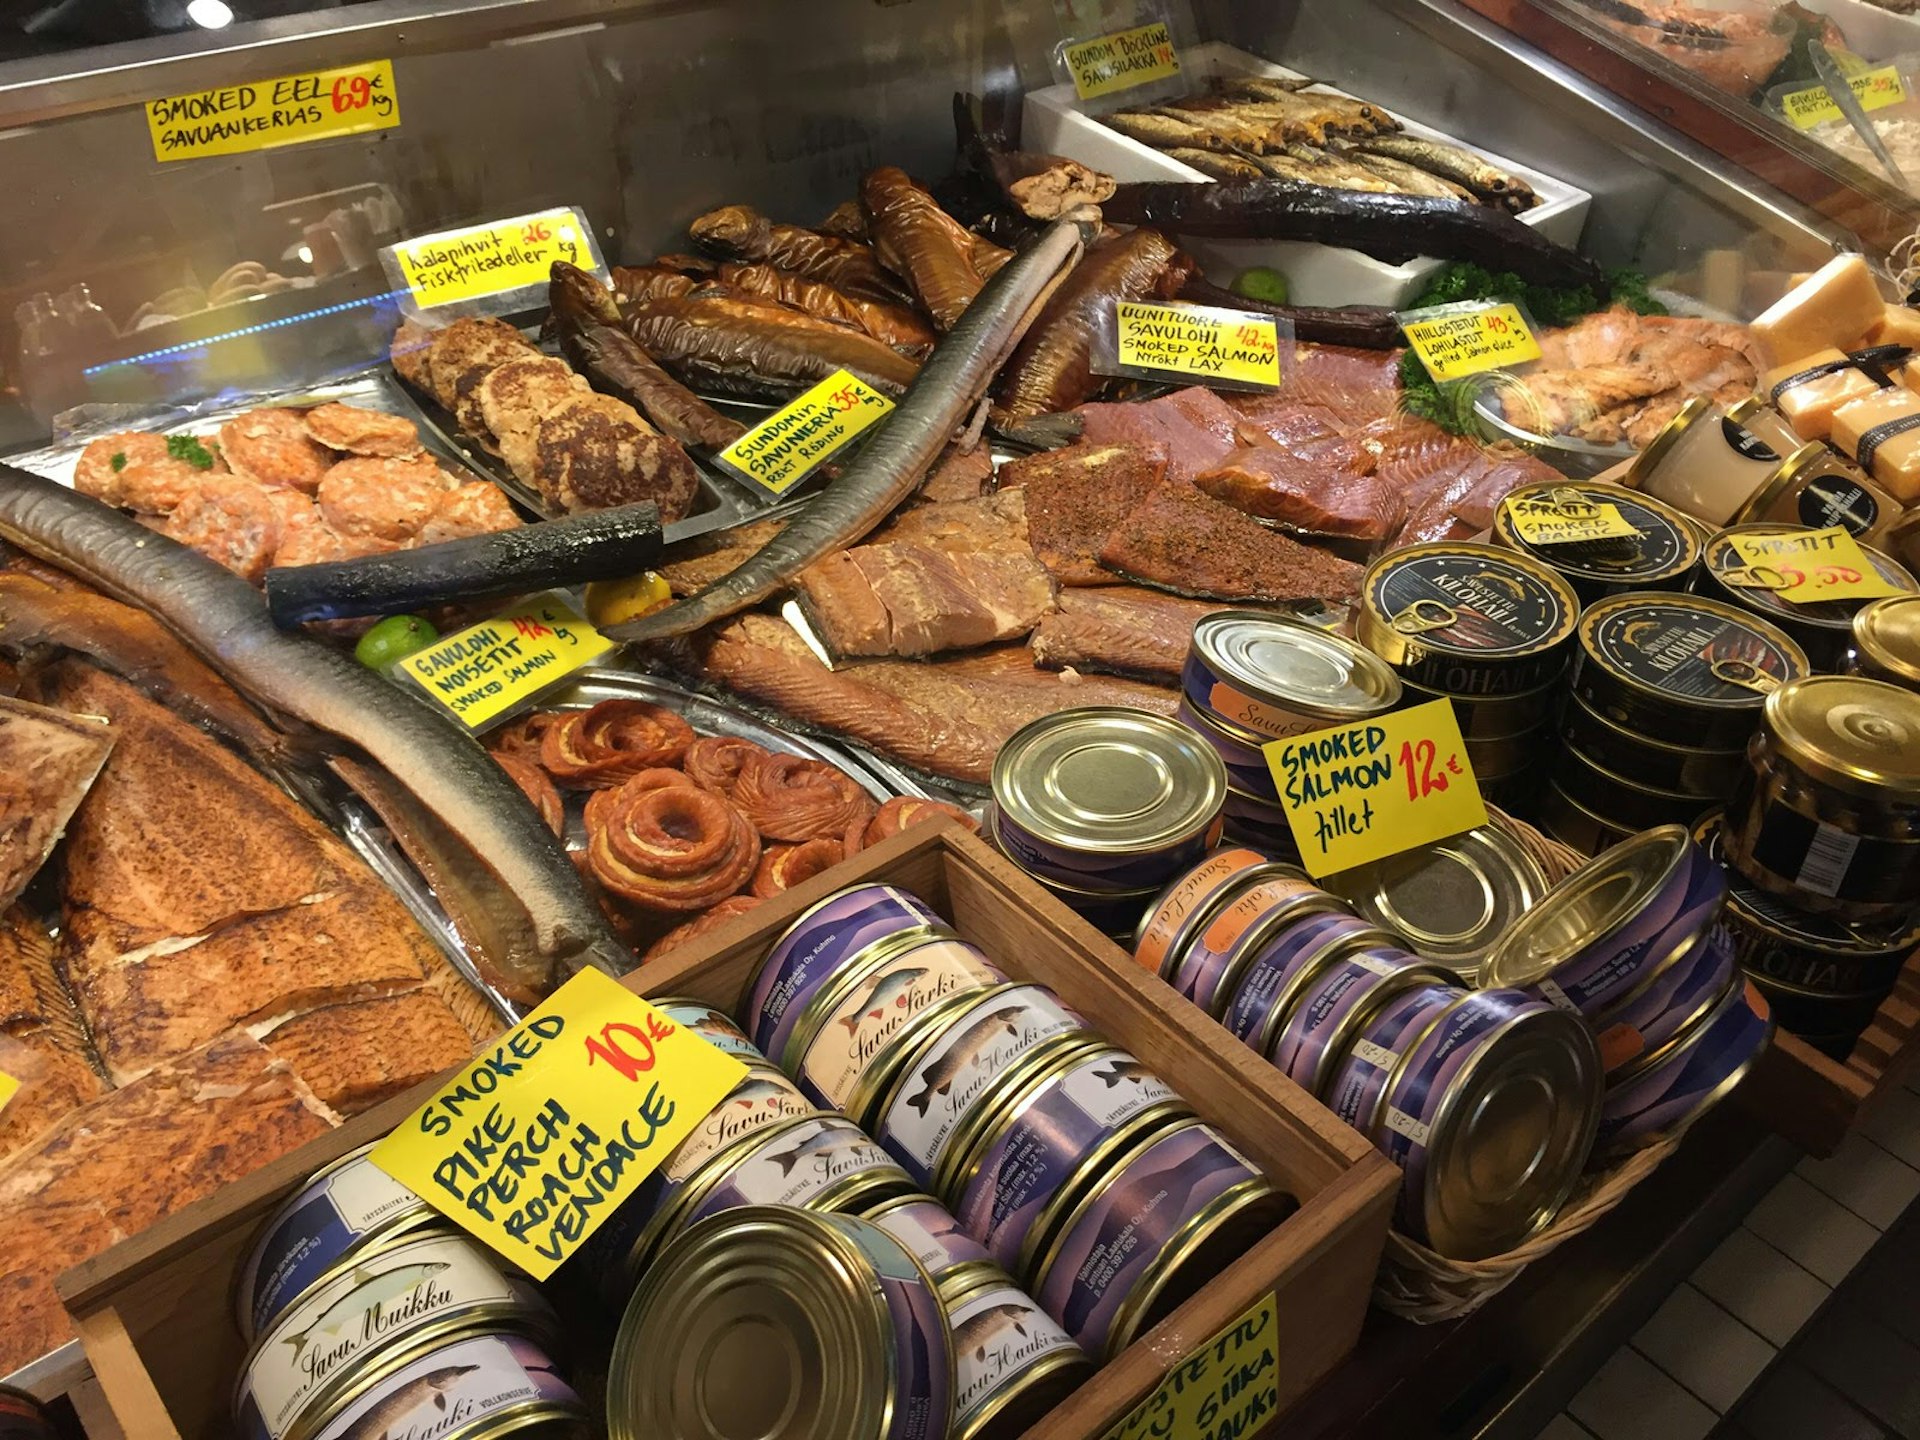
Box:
(1699, 673), (1920, 1058)
(985, 707), (1228, 941)
(230, 1146), (591, 1440)
(599, 885), (1295, 1439)
(1353, 542), (1579, 820)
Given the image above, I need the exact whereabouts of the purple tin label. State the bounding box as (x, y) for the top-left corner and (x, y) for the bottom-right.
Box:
(747, 884), (947, 1059)
(875, 985), (1087, 1190)
(310, 1333), (581, 1440)
(1597, 981), (1772, 1157)
(654, 999), (766, 1063)
(1168, 875), (1330, 1018)
(1323, 985), (1460, 1130)
(949, 1282), (1083, 1426)
(868, 1197), (995, 1285)
(955, 1049), (1180, 1272)
(1176, 698), (1279, 799)
(1035, 1122), (1264, 1359)
(1531, 838), (1729, 1018)
(814, 1213), (952, 1440)
(679, 1116), (909, 1233)
(1220, 789), (1299, 855)
(237, 1146), (430, 1342)
(1048, 880), (1158, 936)
(1592, 923), (1737, 1076)
(994, 809), (1214, 893)
(1379, 989), (1543, 1242)
(1222, 912), (1379, 1047)
(1270, 949), (1430, 1096)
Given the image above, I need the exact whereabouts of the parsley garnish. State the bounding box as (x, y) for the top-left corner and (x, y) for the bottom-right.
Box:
(166, 433), (216, 470)
(108, 451), (127, 472)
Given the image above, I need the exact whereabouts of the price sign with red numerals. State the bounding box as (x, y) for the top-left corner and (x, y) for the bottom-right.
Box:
(372, 970), (747, 1277)
(1106, 301), (1285, 390)
(146, 59), (399, 162)
(718, 368), (897, 494)
(1263, 700), (1489, 878)
(1727, 527), (1904, 604)
(389, 207), (602, 313)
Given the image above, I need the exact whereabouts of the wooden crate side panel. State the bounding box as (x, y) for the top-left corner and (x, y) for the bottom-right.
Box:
(67, 1309), (175, 1440)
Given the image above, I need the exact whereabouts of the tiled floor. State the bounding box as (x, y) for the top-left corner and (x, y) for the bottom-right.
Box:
(1536, 1070), (1920, 1440)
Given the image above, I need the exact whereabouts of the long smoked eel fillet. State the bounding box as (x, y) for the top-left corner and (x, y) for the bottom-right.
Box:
(606, 212), (1100, 645)
(0, 466), (634, 1001)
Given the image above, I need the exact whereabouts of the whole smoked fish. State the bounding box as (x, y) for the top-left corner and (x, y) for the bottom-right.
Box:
(690, 205), (912, 305)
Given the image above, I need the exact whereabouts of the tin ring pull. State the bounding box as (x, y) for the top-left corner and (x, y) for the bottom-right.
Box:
(1392, 600), (1459, 635)
(1711, 657), (1782, 693)
(1719, 564), (1792, 592)
(1541, 486), (1598, 516)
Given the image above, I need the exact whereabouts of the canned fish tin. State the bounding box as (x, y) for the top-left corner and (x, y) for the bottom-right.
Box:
(1570, 594), (1810, 749)
(1323, 984), (1463, 1134)
(1221, 912), (1396, 1053)
(952, 1044), (1190, 1278)
(1848, 595), (1920, 691)
(1694, 813), (1918, 994)
(1557, 691), (1746, 795)
(1698, 524), (1918, 669)
(1032, 1120), (1292, 1360)
(309, 1333), (586, 1440)
(1482, 826), (1728, 1019)
(1629, 398), (1804, 526)
(788, 935), (1007, 1112)
(1724, 676), (1920, 922)
(1376, 988), (1602, 1258)
(607, 1206), (952, 1440)
(1358, 542), (1580, 696)
(1270, 947), (1456, 1098)
(1557, 744), (1714, 830)
(944, 1275), (1094, 1440)
(675, 1115), (914, 1237)
(1539, 781), (1636, 857)
(652, 996), (765, 1063)
(861, 1195), (998, 1295)
(1494, 483), (1702, 602)
(873, 983), (1089, 1193)
(1322, 824), (1549, 980)
(1220, 786), (1301, 856)
(1595, 980), (1771, 1160)
(1183, 611), (1402, 741)
(748, 884), (951, 1060)
(1399, 675), (1561, 739)
(1029, 869), (1160, 939)
(1132, 846), (1282, 977)
(992, 708), (1227, 892)
(235, 1143), (440, 1343)
(1746, 968), (1890, 1042)
(1167, 871), (1347, 1017)
(235, 1232), (555, 1440)
(1591, 922), (1739, 1077)
(572, 1061), (817, 1299)
(1176, 697), (1282, 798)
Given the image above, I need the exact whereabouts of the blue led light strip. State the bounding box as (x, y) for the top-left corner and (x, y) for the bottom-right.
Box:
(82, 290), (409, 376)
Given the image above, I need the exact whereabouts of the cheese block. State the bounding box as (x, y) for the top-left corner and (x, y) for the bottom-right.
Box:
(1752, 255), (1887, 367)
(1832, 388), (1920, 501)
(1765, 348), (1885, 441)
(1903, 355), (1920, 392)
(1869, 303), (1920, 351)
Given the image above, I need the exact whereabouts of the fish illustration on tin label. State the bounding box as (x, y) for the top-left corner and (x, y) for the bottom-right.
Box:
(666, 1073), (814, 1181)
(330, 1363), (479, 1440)
(283, 1262), (451, 1358)
(1060, 1054), (1174, 1126)
(905, 1004), (1025, 1116)
(836, 967), (930, 1036)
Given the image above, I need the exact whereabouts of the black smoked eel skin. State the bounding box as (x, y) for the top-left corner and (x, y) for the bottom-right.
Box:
(1177, 276), (1403, 350)
(1104, 181), (1609, 293)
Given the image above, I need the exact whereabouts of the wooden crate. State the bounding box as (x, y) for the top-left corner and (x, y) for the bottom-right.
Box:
(57, 822), (1398, 1440)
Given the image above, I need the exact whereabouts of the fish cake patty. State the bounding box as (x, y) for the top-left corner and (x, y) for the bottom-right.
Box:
(478, 356), (588, 449)
(220, 408), (333, 492)
(414, 482), (521, 546)
(304, 402), (424, 458)
(389, 319), (435, 389)
(72, 433), (208, 513)
(425, 316), (536, 413)
(528, 393), (700, 519)
(162, 478), (284, 583)
(318, 457), (452, 544)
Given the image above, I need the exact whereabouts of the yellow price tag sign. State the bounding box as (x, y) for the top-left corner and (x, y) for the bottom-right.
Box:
(400, 595), (612, 729)
(1726, 526), (1904, 604)
(395, 210), (591, 309)
(1114, 301), (1282, 388)
(1503, 492), (1642, 546)
(146, 60), (399, 162)
(719, 369), (895, 495)
(1065, 22), (1182, 101)
(1400, 302), (1542, 381)
(371, 970), (748, 1279)
(0, 1070), (16, 1117)
(1781, 65), (1906, 128)
(1101, 1295), (1279, 1440)
(1264, 700), (1488, 879)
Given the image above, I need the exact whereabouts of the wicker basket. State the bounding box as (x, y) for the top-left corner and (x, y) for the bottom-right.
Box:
(1367, 808), (1697, 1323)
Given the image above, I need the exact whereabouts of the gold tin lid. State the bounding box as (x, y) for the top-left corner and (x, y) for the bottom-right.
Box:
(607, 1207), (944, 1440)
(1322, 824), (1550, 975)
(1575, 592), (1810, 713)
(1703, 523), (1917, 628)
(1854, 595), (1920, 686)
(1358, 542), (1580, 669)
(1625, 396), (1711, 489)
(993, 707), (1227, 855)
(1481, 826), (1699, 990)
(1764, 675), (1920, 800)
(1493, 481), (1701, 587)
(1191, 611), (1402, 722)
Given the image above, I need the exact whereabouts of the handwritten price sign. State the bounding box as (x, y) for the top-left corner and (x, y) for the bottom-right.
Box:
(394, 208), (593, 309)
(146, 60), (399, 162)
(401, 594), (612, 729)
(1725, 527), (1903, 604)
(1102, 1296), (1279, 1440)
(1264, 700), (1488, 878)
(372, 970), (746, 1278)
(1781, 65), (1906, 129)
(1399, 301), (1542, 381)
(1111, 301), (1283, 389)
(1504, 491), (1642, 546)
(719, 368), (896, 494)
(1064, 21), (1182, 100)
